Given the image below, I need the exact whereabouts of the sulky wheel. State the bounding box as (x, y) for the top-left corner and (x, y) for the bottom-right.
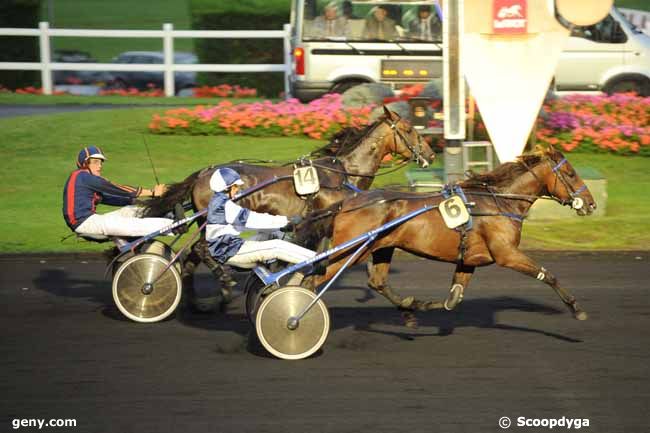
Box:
(112, 253), (182, 323)
(255, 286), (330, 360)
(244, 272), (268, 324)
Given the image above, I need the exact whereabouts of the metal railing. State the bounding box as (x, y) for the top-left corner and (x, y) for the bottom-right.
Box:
(0, 22), (292, 97)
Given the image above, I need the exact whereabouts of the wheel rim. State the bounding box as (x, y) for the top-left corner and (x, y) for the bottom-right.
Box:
(255, 286), (330, 360)
(112, 253), (182, 323)
(244, 273), (265, 324)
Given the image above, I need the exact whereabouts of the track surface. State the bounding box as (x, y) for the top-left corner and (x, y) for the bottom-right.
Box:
(1, 252), (648, 433)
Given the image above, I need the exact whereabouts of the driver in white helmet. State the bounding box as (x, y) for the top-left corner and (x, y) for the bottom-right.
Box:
(206, 168), (316, 272)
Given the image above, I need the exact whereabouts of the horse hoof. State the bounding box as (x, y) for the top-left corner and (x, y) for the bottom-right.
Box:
(402, 314), (419, 329)
(444, 284), (464, 311)
(574, 310), (588, 321)
(400, 296), (415, 309)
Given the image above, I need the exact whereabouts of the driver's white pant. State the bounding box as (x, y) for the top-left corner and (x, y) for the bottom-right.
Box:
(226, 239), (316, 269)
(74, 205), (174, 238)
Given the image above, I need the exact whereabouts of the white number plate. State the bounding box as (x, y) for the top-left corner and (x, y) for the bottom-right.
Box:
(439, 195), (470, 229)
(293, 166), (320, 195)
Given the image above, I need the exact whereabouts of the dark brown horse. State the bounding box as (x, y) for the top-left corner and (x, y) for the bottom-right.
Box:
(303, 146), (596, 326)
(145, 108), (435, 296)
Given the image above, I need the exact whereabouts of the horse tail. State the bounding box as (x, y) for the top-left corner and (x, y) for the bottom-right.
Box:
(142, 170), (201, 217)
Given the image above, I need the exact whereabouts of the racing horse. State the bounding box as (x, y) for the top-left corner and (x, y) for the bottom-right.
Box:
(302, 146), (596, 326)
(144, 108), (435, 297)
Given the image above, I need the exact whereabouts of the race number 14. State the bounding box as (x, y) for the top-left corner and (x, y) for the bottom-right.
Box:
(293, 166), (320, 195)
(440, 195), (470, 229)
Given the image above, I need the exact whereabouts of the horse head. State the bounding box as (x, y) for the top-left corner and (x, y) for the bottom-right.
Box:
(537, 146), (597, 216)
(380, 106), (435, 168)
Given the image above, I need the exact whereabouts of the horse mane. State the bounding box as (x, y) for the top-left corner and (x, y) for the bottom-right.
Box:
(460, 149), (548, 189)
(309, 117), (383, 158)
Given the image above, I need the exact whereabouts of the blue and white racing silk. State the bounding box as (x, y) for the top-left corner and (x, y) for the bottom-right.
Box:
(206, 192), (289, 263)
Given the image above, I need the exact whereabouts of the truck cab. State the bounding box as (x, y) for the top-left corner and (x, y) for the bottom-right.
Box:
(555, 7), (649, 96)
(290, 0), (443, 102)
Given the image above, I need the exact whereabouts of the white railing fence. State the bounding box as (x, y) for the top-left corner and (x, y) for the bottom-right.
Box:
(0, 22), (293, 97)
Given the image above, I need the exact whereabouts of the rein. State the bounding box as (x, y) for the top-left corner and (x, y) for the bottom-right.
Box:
(310, 159), (411, 179)
(520, 156), (587, 210)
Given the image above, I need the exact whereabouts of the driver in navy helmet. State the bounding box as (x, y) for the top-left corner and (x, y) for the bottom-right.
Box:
(62, 145), (173, 239)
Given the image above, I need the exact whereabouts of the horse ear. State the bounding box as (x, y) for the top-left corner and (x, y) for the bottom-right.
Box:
(383, 105), (393, 119)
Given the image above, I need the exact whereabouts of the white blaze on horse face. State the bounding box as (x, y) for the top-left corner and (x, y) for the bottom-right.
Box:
(463, 0), (570, 162)
(572, 197), (585, 210)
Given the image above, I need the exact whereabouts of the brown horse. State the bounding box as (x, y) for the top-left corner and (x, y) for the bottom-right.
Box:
(144, 108), (435, 297)
(303, 146), (596, 326)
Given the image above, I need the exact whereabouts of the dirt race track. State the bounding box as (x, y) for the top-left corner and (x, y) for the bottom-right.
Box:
(1, 252), (648, 433)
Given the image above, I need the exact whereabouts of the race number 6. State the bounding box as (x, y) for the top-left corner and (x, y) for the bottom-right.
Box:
(439, 195), (470, 229)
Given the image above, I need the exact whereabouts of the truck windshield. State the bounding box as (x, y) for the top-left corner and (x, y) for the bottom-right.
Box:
(301, 0), (442, 42)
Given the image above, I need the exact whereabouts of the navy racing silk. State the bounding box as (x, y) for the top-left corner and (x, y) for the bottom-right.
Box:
(206, 192), (289, 263)
(62, 169), (141, 230)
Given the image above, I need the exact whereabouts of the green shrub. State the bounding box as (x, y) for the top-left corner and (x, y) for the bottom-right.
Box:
(0, 0), (41, 89)
(190, 0), (290, 97)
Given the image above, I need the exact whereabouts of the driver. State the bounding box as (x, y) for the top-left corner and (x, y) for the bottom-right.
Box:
(63, 146), (175, 239)
(206, 168), (316, 273)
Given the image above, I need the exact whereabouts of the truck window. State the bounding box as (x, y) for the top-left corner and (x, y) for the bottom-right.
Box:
(302, 0), (442, 42)
(570, 14), (627, 44)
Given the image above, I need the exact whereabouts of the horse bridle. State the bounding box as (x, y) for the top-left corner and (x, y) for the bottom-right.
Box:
(382, 115), (429, 168)
(523, 156), (588, 210)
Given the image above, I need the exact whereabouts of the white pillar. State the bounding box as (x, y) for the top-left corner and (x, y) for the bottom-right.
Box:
(39, 22), (52, 95)
(443, 0), (465, 140)
(163, 23), (175, 97)
(443, 0), (466, 182)
(283, 23), (292, 99)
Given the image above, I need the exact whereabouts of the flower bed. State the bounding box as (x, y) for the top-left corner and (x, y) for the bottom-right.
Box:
(5, 86), (68, 95)
(192, 84), (257, 98)
(99, 87), (165, 97)
(148, 94), (374, 139)
(0, 84), (257, 98)
(536, 93), (650, 156)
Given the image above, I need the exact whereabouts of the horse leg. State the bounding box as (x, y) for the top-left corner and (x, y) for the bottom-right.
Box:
(367, 248), (446, 328)
(180, 240), (202, 306)
(443, 264), (475, 311)
(490, 245), (587, 320)
(195, 238), (236, 304)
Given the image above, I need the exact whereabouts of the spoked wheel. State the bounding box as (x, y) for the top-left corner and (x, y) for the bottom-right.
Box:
(255, 286), (330, 360)
(112, 253), (182, 323)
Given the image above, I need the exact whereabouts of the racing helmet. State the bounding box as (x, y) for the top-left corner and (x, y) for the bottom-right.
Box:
(209, 167), (244, 192)
(76, 145), (106, 168)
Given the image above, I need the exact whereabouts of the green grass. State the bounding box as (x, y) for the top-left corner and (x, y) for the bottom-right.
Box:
(42, 0), (194, 62)
(0, 107), (648, 253)
(521, 154), (650, 250)
(0, 93), (265, 106)
(0, 107), (319, 253)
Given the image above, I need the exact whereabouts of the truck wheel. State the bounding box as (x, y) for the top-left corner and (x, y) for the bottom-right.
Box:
(331, 80), (365, 94)
(605, 77), (649, 97)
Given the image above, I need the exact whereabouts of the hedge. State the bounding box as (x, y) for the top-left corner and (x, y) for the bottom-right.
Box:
(189, 0), (290, 98)
(0, 0), (41, 89)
